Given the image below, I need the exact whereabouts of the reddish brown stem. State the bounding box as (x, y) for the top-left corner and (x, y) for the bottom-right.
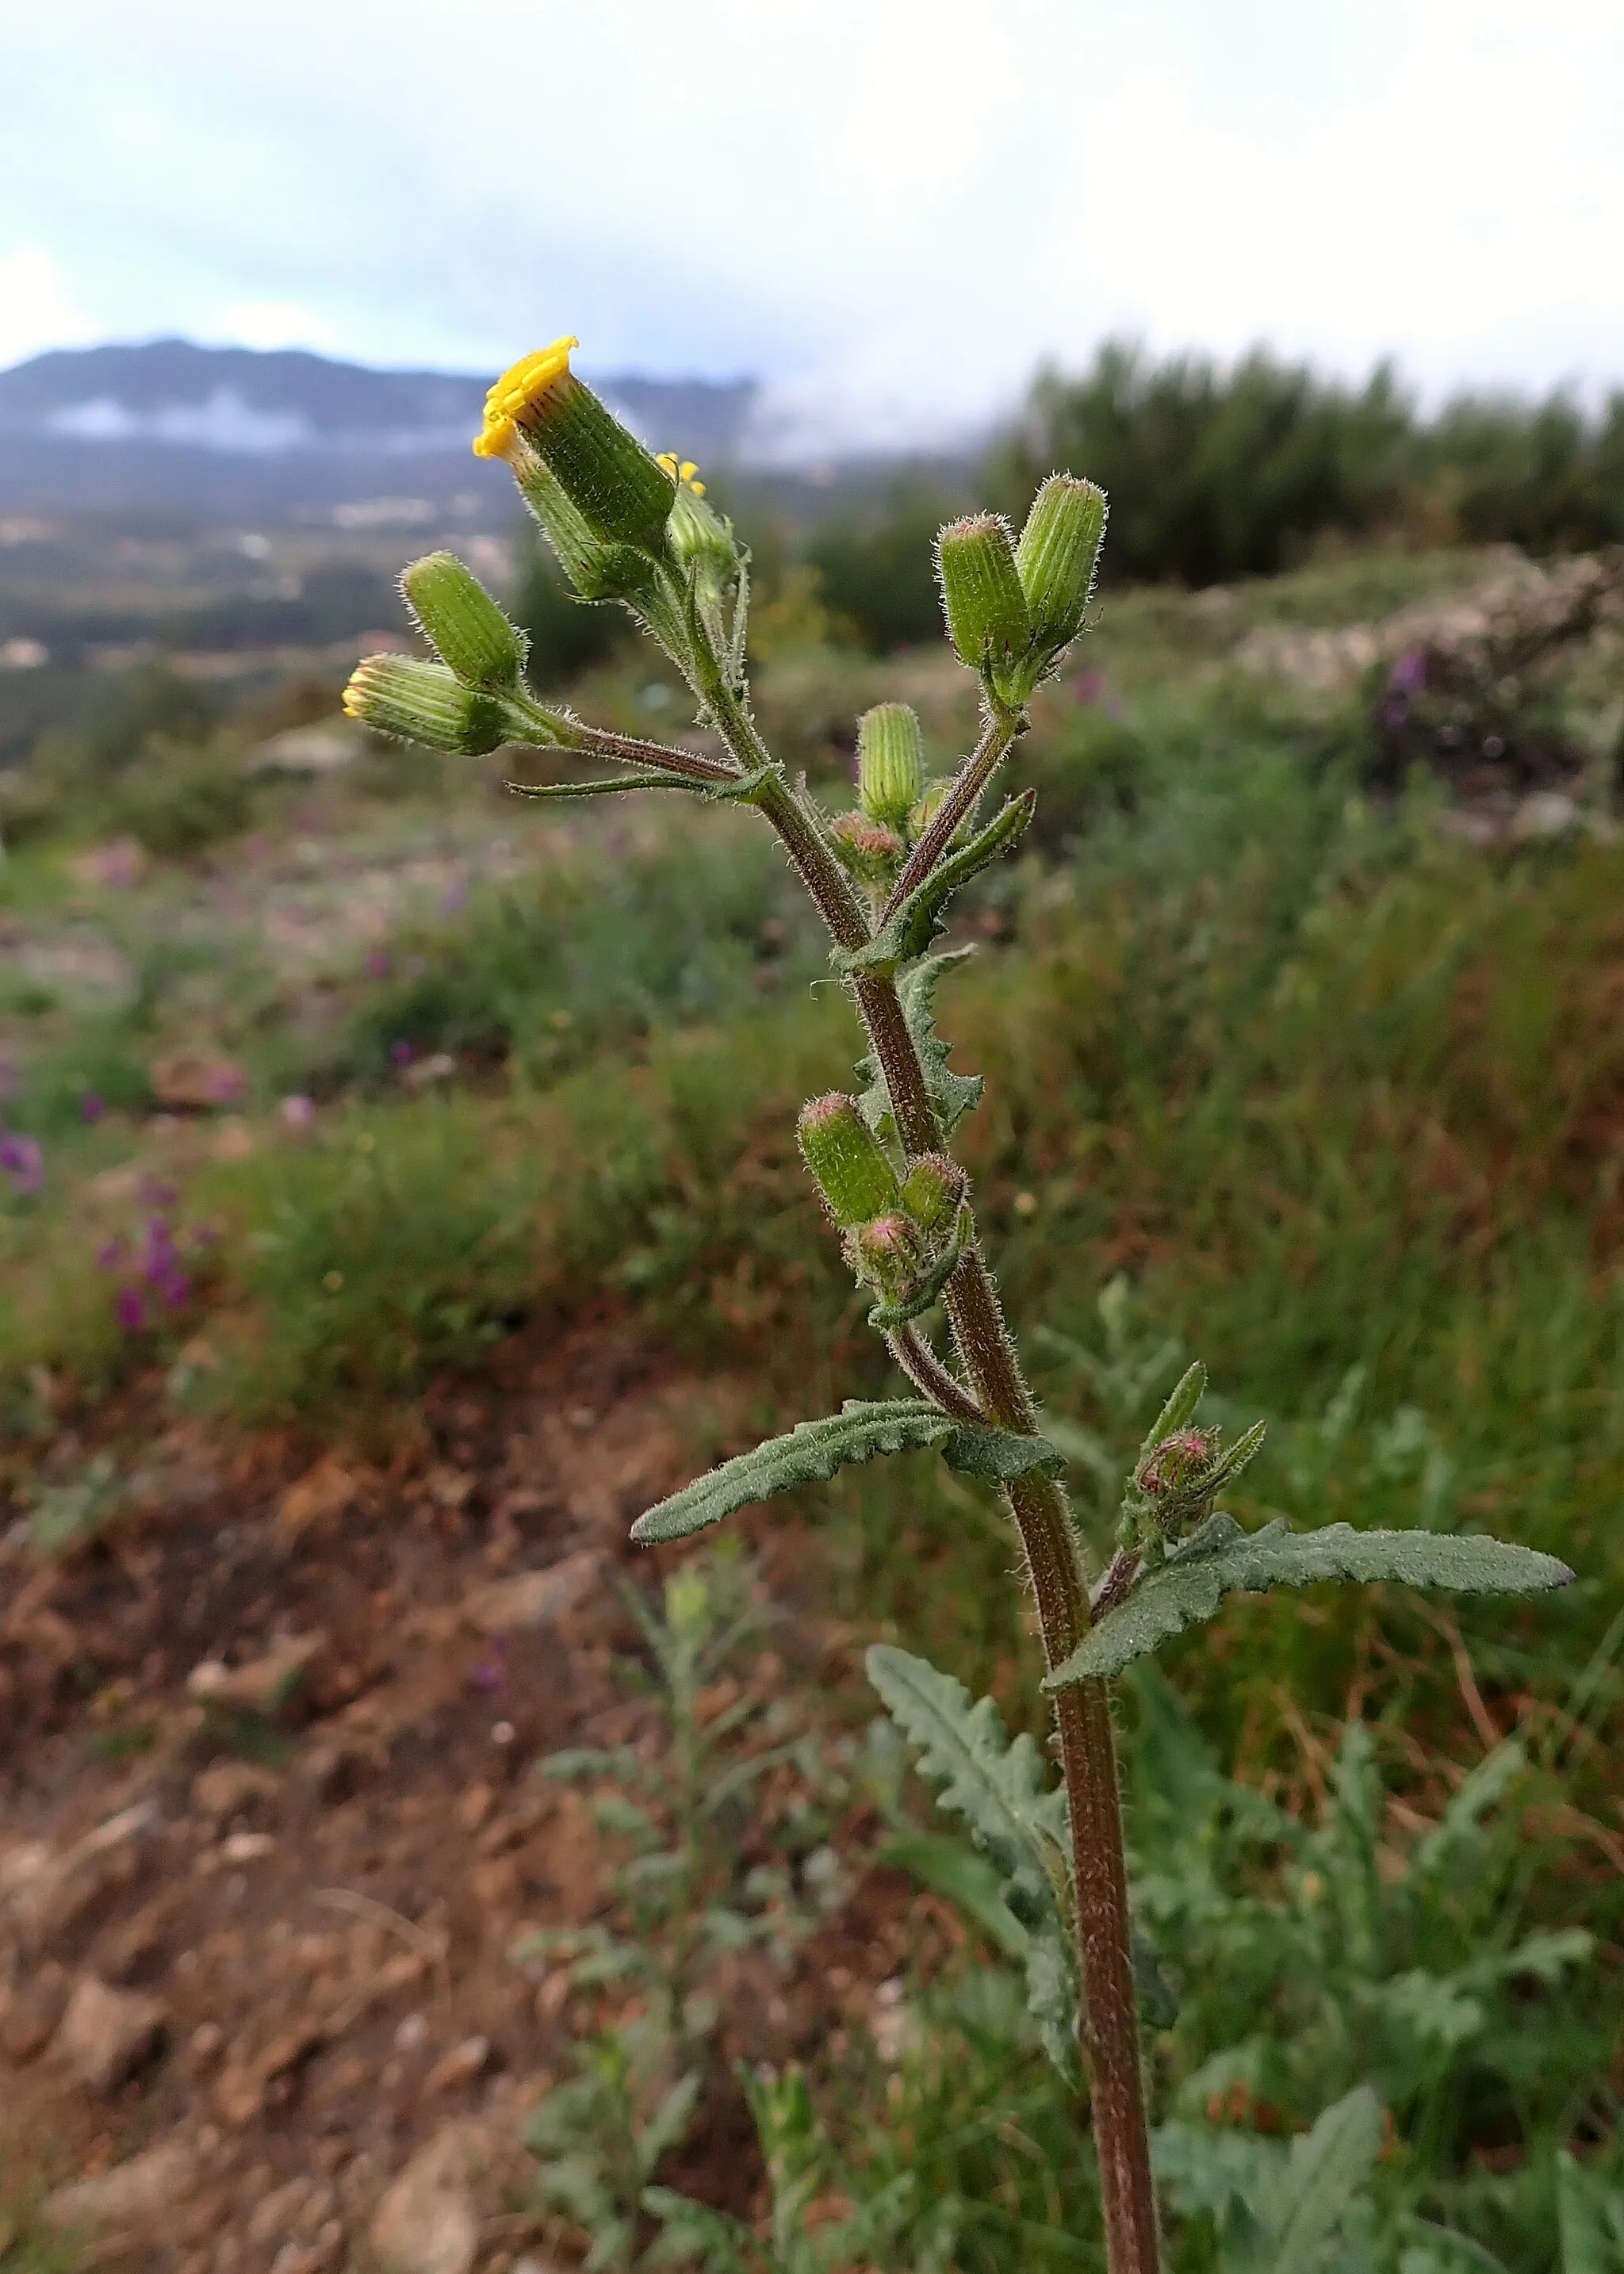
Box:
(707, 635), (1162, 2274)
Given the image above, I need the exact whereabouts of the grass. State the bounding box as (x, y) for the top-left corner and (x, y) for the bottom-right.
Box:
(0, 542), (1619, 2267)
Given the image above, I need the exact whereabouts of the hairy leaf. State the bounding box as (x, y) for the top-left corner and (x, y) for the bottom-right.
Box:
(1556, 2146), (1624, 2274)
(880, 1831), (1030, 1960)
(1262, 2084), (1383, 2272)
(1048, 1515), (1574, 1686)
(836, 791), (1036, 978)
(866, 1643), (1081, 2081)
(941, 1419), (1067, 1482)
(630, 1399), (952, 1544)
(508, 769), (699, 799)
(856, 944), (984, 1139)
(866, 1644), (1055, 1890)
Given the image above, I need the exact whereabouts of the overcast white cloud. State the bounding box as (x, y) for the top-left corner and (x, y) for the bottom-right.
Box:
(3, 0), (1622, 442)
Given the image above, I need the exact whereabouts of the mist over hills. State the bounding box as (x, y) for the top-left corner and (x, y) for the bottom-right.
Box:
(0, 339), (761, 524)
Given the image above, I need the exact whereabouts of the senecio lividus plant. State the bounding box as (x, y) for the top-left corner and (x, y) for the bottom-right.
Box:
(347, 335), (1575, 2274)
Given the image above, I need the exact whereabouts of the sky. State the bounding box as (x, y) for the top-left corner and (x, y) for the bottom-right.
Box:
(4, 0), (1622, 449)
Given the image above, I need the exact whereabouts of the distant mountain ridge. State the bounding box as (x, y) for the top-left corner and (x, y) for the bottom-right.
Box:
(0, 339), (758, 522)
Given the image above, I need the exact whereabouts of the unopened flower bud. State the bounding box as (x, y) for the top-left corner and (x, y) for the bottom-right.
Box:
(829, 810), (906, 884)
(342, 655), (525, 755)
(660, 457), (737, 596)
(401, 552), (527, 691)
(798, 1093), (902, 1227)
(856, 703), (925, 832)
(853, 1212), (921, 1292)
(1015, 475), (1107, 653)
(900, 1153), (967, 1236)
(474, 338), (676, 553)
(936, 514), (1032, 691)
(1136, 1428), (1216, 1501)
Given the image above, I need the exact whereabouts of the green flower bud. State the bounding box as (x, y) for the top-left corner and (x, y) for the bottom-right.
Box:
(1015, 475), (1108, 653)
(400, 552), (527, 691)
(857, 703), (925, 832)
(342, 654), (530, 755)
(900, 1152), (967, 1237)
(852, 1212), (921, 1292)
(474, 338), (676, 553)
(829, 810), (906, 885)
(798, 1093), (902, 1227)
(659, 456), (738, 598)
(935, 514), (1032, 692)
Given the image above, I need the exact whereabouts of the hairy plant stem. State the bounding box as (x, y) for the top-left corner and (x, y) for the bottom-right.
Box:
(880, 702), (1025, 924)
(514, 694), (738, 786)
(703, 659), (1162, 2274)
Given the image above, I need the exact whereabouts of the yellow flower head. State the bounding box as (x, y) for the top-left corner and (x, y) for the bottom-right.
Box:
(473, 335), (580, 461)
(656, 451), (706, 498)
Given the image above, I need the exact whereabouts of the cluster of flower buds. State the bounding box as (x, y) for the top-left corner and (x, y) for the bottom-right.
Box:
(797, 1094), (967, 1311)
(826, 701), (969, 894)
(1115, 1361), (1266, 1558)
(343, 553), (545, 755)
(936, 474), (1108, 707)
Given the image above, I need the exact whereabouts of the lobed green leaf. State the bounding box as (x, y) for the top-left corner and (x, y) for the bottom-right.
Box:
(1048, 1514), (1574, 1686)
(856, 944), (984, 1139)
(866, 1642), (1080, 2080)
(630, 1399), (952, 1544)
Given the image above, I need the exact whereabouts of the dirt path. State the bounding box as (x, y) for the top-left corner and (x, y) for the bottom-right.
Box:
(0, 1326), (928, 2270)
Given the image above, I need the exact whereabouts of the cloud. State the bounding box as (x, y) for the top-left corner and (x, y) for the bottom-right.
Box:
(0, 246), (97, 369)
(213, 301), (342, 354)
(3, 0), (1622, 437)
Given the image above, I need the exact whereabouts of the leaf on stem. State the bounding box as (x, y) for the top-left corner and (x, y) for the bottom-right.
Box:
(866, 1642), (1080, 2080)
(508, 770), (708, 799)
(630, 1399), (955, 1544)
(833, 791), (1036, 978)
(1047, 1514), (1575, 1686)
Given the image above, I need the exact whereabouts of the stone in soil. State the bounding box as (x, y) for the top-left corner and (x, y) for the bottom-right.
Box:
(43, 2139), (195, 2230)
(56, 1974), (168, 2092)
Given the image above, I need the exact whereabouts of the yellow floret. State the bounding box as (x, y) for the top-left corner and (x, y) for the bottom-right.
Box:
(473, 335), (580, 460)
(656, 450), (706, 496)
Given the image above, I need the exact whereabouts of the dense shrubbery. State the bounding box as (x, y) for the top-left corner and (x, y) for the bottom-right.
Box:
(990, 341), (1624, 591)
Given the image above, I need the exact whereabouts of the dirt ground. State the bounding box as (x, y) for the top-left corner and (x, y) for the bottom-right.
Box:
(0, 1323), (932, 2271)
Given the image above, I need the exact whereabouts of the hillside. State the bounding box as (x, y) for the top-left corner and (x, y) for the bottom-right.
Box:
(0, 340), (759, 523)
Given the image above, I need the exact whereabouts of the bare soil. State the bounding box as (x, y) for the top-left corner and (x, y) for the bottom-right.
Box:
(0, 1323), (931, 2270)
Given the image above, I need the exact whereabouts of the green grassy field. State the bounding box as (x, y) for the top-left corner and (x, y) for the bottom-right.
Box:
(2, 543), (1620, 2267)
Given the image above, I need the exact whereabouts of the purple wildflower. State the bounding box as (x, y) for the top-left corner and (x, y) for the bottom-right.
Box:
(0, 1132), (44, 1195)
(116, 1287), (147, 1333)
(364, 948), (392, 980)
(389, 1039), (416, 1068)
(279, 1093), (316, 1128)
(80, 1092), (105, 1124)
